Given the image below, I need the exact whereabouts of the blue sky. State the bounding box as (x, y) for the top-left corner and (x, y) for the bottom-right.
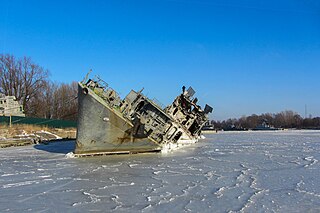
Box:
(1, 0), (319, 120)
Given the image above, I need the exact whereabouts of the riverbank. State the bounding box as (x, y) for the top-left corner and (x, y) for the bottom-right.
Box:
(0, 124), (76, 148)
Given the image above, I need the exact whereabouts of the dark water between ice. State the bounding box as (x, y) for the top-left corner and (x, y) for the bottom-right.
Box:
(1, 130), (320, 212)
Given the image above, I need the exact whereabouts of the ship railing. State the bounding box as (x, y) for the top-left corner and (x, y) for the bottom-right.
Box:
(92, 75), (121, 99)
(151, 98), (165, 109)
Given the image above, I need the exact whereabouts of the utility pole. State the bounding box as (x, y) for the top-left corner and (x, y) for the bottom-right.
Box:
(6, 106), (22, 128)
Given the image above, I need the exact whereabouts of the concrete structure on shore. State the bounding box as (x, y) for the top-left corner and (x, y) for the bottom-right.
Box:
(0, 95), (25, 117)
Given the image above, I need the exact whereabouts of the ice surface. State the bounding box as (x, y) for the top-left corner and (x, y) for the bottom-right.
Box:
(0, 130), (320, 212)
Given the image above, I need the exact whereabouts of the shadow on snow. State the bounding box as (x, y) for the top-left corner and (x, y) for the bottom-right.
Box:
(34, 140), (75, 154)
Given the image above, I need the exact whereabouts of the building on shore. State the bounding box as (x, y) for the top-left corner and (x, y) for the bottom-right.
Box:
(0, 95), (25, 117)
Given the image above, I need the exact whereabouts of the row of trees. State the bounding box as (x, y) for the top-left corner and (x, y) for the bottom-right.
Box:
(0, 54), (78, 121)
(211, 111), (320, 130)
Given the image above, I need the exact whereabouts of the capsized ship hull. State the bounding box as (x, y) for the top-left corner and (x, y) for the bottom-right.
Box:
(75, 73), (212, 156)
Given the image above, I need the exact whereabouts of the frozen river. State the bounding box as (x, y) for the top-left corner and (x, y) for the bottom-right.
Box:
(1, 131), (320, 212)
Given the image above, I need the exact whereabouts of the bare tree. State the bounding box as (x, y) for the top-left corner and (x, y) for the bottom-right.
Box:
(52, 82), (78, 120)
(1, 54), (78, 120)
(0, 54), (49, 114)
(26, 81), (78, 120)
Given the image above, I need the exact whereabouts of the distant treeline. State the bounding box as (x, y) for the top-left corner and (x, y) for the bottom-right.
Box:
(211, 110), (320, 130)
(0, 54), (78, 121)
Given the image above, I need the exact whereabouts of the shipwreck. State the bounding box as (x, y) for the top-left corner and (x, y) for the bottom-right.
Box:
(74, 72), (213, 156)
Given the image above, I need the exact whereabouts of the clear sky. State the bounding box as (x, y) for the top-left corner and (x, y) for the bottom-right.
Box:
(1, 0), (319, 120)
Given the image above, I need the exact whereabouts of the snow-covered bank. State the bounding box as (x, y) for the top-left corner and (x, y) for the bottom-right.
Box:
(0, 125), (76, 148)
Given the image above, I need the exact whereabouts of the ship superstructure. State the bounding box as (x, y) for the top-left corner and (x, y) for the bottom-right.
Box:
(75, 73), (212, 156)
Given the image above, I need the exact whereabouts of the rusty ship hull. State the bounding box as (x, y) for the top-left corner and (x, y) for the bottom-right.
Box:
(75, 73), (212, 156)
(75, 83), (161, 155)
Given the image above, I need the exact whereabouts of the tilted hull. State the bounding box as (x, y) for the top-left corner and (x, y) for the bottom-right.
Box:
(75, 84), (161, 155)
(75, 73), (212, 156)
